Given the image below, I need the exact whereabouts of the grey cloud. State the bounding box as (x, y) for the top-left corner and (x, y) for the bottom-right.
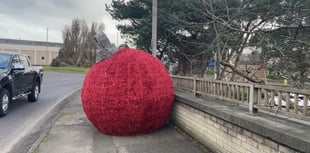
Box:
(0, 0), (123, 44)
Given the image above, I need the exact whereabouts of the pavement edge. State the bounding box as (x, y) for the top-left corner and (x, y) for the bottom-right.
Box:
(12, 89), (82, 153)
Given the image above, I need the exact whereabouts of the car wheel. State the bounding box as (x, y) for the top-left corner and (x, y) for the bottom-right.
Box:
(28, 82), (40, 102)
(0, 89), (10, 117)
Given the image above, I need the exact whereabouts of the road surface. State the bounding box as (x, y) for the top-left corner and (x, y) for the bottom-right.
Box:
(0, 71), (85, 153)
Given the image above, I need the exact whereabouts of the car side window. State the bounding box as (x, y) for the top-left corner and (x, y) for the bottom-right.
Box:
(26, 56), (32, 66)
(19, 55), (30, 67)
(12, 55), (21, 65)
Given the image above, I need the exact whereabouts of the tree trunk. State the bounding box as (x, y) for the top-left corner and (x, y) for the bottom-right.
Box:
(299, 70), (307, 88)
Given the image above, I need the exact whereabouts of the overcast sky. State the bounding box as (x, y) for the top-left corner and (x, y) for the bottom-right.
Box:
(0, 0), (124, 46)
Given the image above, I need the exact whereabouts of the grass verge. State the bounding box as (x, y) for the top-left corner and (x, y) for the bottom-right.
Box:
(43, 66), (89, 73)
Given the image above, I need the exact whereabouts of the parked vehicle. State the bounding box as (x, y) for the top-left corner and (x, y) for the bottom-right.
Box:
(269, 93), (310, 107)
(0, 52), (43, 117)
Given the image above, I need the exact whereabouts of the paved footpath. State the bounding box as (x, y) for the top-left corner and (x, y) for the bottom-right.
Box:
(30, 93), (211, 153)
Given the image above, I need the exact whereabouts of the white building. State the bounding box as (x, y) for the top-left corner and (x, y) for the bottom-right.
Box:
(0, 38), (62, 65)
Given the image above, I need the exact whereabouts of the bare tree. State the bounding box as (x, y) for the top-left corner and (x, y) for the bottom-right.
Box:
(52, 19), (104, 67)
(196, 0), (281, 83)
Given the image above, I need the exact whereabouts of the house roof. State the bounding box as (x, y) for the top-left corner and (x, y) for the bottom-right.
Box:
(0, 38), (62, 47)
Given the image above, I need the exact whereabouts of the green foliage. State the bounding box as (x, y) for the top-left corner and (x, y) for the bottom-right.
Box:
(205, 69), (215, 75)
(258, 0), (310, 88)
(267, 74), (283, 80)
(107, 0), (310, 87)
(106, 0), (214, 75)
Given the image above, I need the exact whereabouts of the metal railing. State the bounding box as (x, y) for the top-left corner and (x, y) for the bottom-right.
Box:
(171, 75), (310, 121)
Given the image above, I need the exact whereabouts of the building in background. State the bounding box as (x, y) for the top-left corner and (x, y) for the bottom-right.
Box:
(0, 38), (62, 65)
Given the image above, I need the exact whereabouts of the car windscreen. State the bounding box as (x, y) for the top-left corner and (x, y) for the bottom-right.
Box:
(0, 54), (11, 69)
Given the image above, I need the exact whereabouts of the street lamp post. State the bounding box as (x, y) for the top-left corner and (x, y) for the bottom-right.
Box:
(46, 27), (49, 65)
(151, 0), (157, 57)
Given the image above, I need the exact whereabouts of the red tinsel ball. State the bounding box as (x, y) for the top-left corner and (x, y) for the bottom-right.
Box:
(81, 48), (174, 136)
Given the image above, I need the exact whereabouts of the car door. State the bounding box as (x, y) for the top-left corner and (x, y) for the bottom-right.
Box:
(18, 55), (34, 91)
(11, 55), (24, 95)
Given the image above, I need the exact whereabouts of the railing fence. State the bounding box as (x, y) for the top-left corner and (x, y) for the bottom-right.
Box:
(171, 75), (310, 121)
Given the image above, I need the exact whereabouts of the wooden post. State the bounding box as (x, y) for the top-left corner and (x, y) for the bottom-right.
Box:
(228, 85), (231, 98)
(303, 96), (309, 116)
(249, 84), (258, 115)
(232, 85), (236, 99)
(204, 80), (207, 93)
(241, 86), (245, 102)
(286, 92), (290, 112)
(220, 82), (223, 97)
(294, 93), (299, 114)
(257, 88), (261, 105)
(264, 89), (268, 106)
(193, 77), (197, 96)
(247, 87), (250, 102)
(270, 90), (275, 106)
(237, 85), (240, 100)
(278, 91), (282, 111)
(207, 82), (210, 93)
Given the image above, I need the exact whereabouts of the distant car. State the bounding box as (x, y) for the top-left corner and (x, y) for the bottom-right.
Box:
(269, 94), (310, 107)
(0, 52), (43, 117)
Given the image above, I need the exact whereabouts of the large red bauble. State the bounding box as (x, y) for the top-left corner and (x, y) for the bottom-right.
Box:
(81, 48), (174, 136)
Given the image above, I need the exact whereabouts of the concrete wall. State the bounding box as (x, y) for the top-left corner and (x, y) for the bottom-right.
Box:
(171, 91), (309, 153)
(0, 39), (61, 66)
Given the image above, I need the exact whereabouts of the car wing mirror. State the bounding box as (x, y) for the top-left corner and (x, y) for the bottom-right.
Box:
(12, 63), (25, 71)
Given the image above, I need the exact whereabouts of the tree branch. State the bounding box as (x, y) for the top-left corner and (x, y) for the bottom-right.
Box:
(221, 61), (265, 84)
(263, 25), (310, 33)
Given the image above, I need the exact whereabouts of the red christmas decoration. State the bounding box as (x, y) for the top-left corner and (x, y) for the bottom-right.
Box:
(81, 48), (174, 136)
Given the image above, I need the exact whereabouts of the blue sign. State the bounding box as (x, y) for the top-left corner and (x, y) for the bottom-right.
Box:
(208, 58), (215, 68)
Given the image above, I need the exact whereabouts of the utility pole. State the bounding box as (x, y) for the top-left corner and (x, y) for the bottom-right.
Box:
(151, 0), (157, 57)
(46, 27), (49, 65)
(215, 50), (220, 80)
(117, 32), (119, 47)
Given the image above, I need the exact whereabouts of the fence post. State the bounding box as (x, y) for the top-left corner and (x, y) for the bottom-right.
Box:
(249, 84), (258, 115)
(303, 96), (308, 116)
(193, 77), (197, 96)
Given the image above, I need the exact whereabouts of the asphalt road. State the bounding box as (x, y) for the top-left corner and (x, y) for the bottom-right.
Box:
(0, 71), (86, 153)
